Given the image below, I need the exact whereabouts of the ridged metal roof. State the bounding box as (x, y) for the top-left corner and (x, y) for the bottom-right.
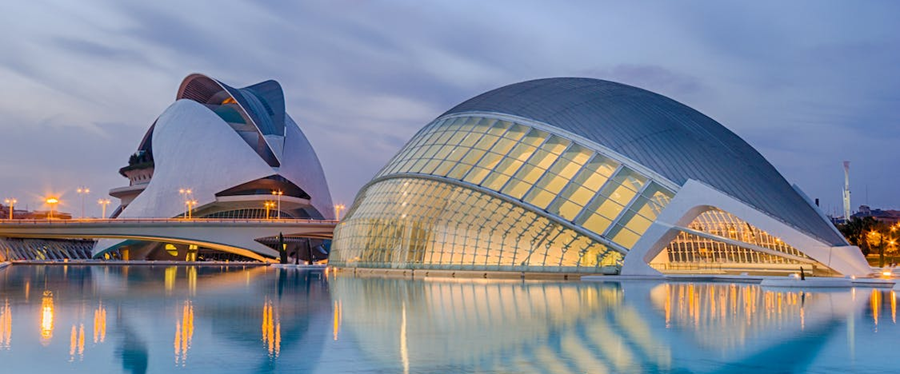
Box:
(443, 78), (846, 246)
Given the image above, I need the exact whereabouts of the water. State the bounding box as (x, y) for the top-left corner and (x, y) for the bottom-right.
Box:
(0, 266), (897, 374)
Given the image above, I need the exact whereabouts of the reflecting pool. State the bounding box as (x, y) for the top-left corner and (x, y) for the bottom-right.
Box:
(0, 266), (897, 373)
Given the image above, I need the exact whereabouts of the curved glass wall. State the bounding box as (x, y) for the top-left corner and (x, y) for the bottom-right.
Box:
(331, 178), (621, 273)
(373, 115), (675, 251)
(654, 209), (835, 274)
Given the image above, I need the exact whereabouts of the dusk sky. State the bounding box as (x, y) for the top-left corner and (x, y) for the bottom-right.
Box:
(0, 1), (898, 217)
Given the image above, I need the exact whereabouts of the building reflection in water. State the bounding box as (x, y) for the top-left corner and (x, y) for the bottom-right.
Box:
(174, 300), (194, 366)
(332, 300), (342, 341)
(69, 323), (85, 362)
(94, 302), (107, 344)
(261, 297), (281, 358)
(1, 299), (11, 350)
(165, 267), (176, 295)
(40, 290), (54, 346)
(892, 291), (897, 324)
(330, 276), (867, 374)
(871, 289), (880, 326)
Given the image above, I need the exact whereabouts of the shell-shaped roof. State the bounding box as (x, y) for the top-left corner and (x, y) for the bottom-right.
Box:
(443, 78), (845, 246)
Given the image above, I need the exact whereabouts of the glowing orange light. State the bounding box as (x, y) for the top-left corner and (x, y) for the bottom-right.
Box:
(40, 291), (54, 346)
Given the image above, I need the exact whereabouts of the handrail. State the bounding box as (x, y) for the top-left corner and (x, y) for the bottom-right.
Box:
(0, 218), (339, 225)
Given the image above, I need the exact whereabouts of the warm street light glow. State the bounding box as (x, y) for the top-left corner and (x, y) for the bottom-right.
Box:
(4, 198), (16, 220)
(334, 204), (346, 221)
(97, 199), (111, 218)
(179, 189), (194, 218)
(271, 190), (283, 219)
(76, 186), (90, 219)
(45, 197), (60, 220)
(264, 201), (276, 219)
(184, 200), (198, 219)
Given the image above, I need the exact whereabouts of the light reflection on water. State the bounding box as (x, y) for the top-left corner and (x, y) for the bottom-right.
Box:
(0, 266), (897, 373)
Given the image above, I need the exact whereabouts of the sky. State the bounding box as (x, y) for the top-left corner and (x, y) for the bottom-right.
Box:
(0, 1), (898, 217)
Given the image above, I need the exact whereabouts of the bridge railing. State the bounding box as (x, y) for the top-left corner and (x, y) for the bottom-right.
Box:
(0, 218), (340, 225)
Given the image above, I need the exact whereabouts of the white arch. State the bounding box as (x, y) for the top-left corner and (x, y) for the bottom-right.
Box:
(621, 180), (871, 276)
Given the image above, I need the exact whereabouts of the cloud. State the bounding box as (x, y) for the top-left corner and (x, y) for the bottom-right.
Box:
(0, 1), (898, 211)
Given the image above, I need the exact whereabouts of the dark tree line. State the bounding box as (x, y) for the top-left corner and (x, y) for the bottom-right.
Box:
(838, 216), (898, 267)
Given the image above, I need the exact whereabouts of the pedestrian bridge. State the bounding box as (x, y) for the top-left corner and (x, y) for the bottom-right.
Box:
(0, 218), (338, 262)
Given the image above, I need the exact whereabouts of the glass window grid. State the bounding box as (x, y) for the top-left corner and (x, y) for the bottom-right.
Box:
(660, 208), (811, 267)
(331, 178), (622, 273)
(368, 115), (677, 252)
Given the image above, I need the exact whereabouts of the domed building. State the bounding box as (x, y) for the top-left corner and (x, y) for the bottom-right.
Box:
(96, 74), (334, 261)
(330, 78), (869, 276)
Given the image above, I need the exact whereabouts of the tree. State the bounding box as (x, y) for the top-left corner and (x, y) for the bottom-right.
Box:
(838, 216), (879, 255)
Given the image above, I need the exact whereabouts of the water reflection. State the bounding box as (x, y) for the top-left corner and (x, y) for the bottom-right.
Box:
(261, 297), (281, 358)
(69, 323), (85, 362)
(94, 302), (107, 343)
(40, 290), (54, 346)
(174, 300), (194, 366)
(329, 277), (878, 373)
(1, 299), (10, 349)
(1, 265), (898, 373)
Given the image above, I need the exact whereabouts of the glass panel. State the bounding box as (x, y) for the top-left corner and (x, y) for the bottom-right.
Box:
(489, 138), (517, 156)
(520, 128), (548, 146)
(524, 189), (556, 210)
(561, 144), (592, 165)
(463, 167), (491, 185)
(473, 134), (499, 151)
(331, 177), (622, 273)
(581, 213), (612, 236)
(542, 135), (570, 155)
(503, 124), (529, 142)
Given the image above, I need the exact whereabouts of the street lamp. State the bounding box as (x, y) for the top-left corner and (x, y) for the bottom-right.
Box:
(334, 204), (345, 221)
(4, 198), (16, 220)
(271, 190), (283, 219)
(179, 188), (193, 218)
(76, 186), (90, 219)
(45, 197), (59, 220)
(97, 199), (111, 219)
(264, 201), (275, 219)
(185, 200), (198, 219)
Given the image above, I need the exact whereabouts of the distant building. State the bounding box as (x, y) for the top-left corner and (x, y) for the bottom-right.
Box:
(1, 204), (71, 220)
(853, 205), (900, 225)
(331, 78), (870, 277)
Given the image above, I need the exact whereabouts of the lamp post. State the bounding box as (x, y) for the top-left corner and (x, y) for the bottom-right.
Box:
(76, 186), (90, 219)
(185, 200), (198, 219)
(4, 198), (16, 220)
(334, 204), (345, 221)
(271, 190), (283, 219)
(179, 188), (193, 218)
(46, 197), (59, 220)
(97, 199), (111, 219)
(264, 201), (275, 219)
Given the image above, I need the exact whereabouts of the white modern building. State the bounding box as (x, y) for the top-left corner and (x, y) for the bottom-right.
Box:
(96, 74), (334, 260)
(330, 78), (871, 276)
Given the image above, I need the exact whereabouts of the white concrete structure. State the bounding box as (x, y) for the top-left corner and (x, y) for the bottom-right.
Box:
(0, 219), (335, 262)
(96, 74), (334, 260)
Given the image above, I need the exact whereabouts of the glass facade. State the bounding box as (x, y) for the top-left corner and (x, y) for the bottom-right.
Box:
(655, 209), (829, 272)
(332, 114), (684, 273)
(376, 116), (674, 246)
(331, 178), (621, 273)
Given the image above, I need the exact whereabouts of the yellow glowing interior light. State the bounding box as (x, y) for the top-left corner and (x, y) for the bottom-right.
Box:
(46, 197), (59, 204)
(222, 97), (236, 105)
(883, 271), (892, 277)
